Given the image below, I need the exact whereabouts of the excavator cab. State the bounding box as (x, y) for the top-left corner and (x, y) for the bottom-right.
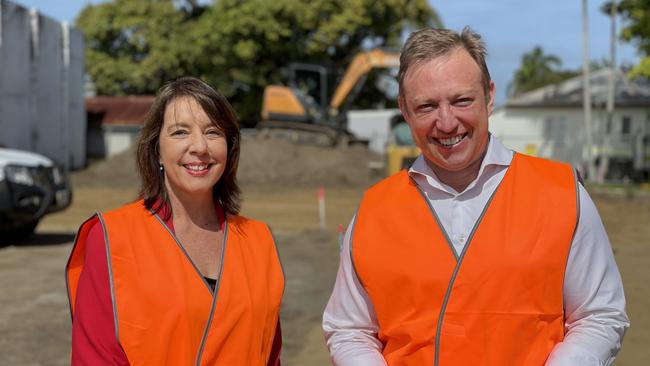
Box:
(286, 63), (338, 126)
(260, 63), (342, 144)
(260, 49), (400, 145)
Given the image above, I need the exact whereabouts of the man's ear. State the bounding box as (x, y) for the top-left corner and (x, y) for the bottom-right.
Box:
(398, 95), (410, 122)
(487, 80), (495, 116)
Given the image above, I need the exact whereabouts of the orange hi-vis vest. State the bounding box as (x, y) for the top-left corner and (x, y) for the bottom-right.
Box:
(66, 201), (284, 366)
(352, 153), (579, 365)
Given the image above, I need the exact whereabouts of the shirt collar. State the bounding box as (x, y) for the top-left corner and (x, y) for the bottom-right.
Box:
(408, 134), (514, 194)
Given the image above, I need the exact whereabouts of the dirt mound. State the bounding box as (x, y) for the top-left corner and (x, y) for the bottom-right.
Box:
(72, 135), (383, 190)
(238, 136), (381, 189)
(71, 148), (138, 188)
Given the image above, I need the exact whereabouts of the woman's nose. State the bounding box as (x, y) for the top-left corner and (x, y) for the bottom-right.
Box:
(188, 132), (208, 154)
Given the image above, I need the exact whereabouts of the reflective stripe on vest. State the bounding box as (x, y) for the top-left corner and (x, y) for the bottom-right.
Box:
(352, 153), (578, 365)
(66, 201), (284, 366)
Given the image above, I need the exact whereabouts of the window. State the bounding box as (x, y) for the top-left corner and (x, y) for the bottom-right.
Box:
(605, 116), (613, 134)
(621, 116), (632, 135)
(543, 116), (568, 146)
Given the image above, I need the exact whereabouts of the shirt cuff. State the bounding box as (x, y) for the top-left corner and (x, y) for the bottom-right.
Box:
(329, 348), (388, 366)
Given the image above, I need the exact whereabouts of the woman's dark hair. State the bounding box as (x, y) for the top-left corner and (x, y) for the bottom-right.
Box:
(136, 76), (241, 217)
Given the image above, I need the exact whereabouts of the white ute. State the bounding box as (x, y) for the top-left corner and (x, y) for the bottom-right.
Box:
(0, 148), (72, 241)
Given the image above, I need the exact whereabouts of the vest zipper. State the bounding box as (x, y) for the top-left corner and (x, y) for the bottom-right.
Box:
(411, 170), (506, 366)
(152, 213), (229, 365)
(194, 219), (228, 366)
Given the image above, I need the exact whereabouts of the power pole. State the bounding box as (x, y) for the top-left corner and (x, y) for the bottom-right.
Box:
(582, 0), (595, 181)
(598, 1), (617, 182)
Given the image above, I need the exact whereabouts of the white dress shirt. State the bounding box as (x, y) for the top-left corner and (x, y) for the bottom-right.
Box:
(323, 136), (629, 366)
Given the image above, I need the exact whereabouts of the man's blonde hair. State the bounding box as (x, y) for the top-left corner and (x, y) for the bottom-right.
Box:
(398, 27), (491, 100)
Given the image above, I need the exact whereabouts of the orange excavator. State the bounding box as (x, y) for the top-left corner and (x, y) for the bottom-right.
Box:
(259, 49), (400, 145)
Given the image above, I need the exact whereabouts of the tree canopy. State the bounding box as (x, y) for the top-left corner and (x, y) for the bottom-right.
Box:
(603, 0), (650, 78)
(75, 0), (200, 95)
(76, 0), (440, 124)
(507, 46), (579, 97)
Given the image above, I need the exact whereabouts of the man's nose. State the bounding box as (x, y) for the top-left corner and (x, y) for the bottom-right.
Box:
(435, 104), (456, 132)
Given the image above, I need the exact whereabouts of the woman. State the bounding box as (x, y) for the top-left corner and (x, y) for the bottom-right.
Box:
(66, 77), (284, 365)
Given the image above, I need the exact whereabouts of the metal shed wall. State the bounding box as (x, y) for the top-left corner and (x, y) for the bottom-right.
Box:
(0, 0), (85, 169)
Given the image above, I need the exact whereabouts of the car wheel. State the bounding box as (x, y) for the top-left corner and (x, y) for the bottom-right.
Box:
(6, 220), (39, 243)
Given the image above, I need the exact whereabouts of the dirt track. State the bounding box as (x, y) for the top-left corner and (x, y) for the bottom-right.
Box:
(1, 139), (649, 365)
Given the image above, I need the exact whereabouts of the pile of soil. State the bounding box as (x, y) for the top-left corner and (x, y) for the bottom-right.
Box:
(72, 135), (383, 190)
(238, 136), (381, 189)
(71, 148), (139, 188)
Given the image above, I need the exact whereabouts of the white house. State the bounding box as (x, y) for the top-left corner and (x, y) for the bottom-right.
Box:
(85, 96), (153, 158)
(489, 68), (650, 180)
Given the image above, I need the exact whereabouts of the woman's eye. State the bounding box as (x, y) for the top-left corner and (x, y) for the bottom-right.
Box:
(171, 129), (188, 136)
(206, 129), (223, 137)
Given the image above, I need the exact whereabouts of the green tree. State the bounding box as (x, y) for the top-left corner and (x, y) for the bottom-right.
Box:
(180, 0), (439, 123)
(602, 0), (650, 78)
(75, 0), (200, 95)
(76, 0), (440, 123)
(507, 46), (578, 97)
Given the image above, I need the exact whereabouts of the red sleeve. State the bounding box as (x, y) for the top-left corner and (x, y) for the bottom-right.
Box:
(267, 319), (282, 366)
(71, 219), (130, 365)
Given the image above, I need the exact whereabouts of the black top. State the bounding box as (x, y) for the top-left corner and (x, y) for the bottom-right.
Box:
(205, 277), (217, 292)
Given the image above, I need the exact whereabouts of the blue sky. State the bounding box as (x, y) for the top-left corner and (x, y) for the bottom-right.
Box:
(16, 0), (641, 105)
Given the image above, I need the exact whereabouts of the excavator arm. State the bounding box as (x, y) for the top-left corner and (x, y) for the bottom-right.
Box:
(328, 49), (400, 113)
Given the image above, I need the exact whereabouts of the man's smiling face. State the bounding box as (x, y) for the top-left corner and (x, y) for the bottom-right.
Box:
(399, 47), (494, 176)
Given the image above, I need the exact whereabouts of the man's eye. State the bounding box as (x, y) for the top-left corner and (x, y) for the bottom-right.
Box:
(418, 103), (433, 110)
(455, 98), (473, 106)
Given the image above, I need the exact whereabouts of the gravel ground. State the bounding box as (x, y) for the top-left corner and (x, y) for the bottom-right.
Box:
(1, 140), (648, 365)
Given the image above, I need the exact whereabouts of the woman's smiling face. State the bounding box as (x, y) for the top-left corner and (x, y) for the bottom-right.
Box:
(158, 96), (228, 199)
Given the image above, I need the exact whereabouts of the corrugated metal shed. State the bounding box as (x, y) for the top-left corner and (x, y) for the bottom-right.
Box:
(0, 0), (85, 169)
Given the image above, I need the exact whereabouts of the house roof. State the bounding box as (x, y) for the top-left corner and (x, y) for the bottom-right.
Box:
(86, 95), (155, 125)
(505, 68), (650, 108)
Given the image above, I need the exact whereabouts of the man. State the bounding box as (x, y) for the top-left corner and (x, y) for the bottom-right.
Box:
(323, 27), (628, 366)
